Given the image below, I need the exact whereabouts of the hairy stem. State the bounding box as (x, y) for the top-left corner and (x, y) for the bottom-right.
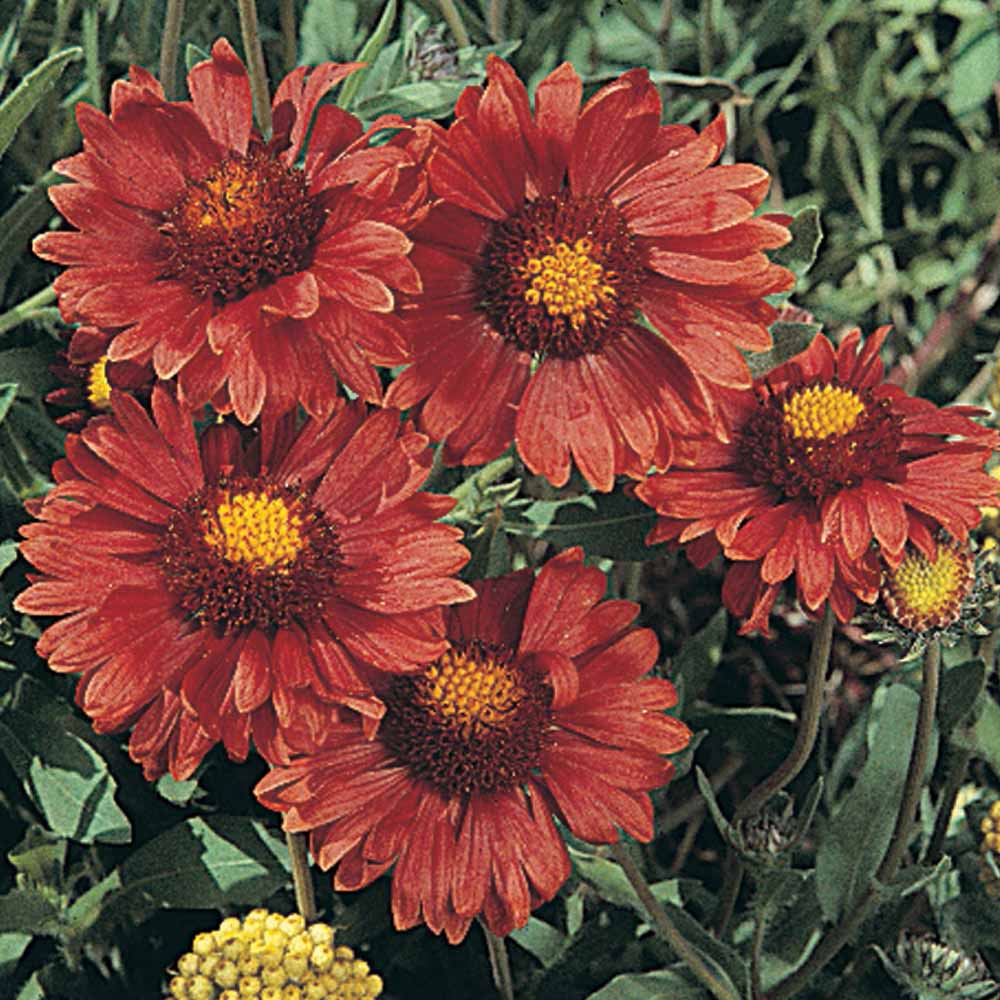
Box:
(437, 0), (471, 47)
(285, 830), (318, 923)
(158, 0), (185, 99)
(279, 0), (297, 72)
(482, 924), (514, 1000)
(0, 285), (57, 336)
(736, 604), (835, 823)
(611, 842), (740, 1000)
(237, 0), (273, 135)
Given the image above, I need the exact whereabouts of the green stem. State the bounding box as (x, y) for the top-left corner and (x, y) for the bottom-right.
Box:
(279, 0), (297, 72)
(611, 843), (740, 1000)
(736, 603), (835, 823)
(925, 744), (972, 865)
(750, 904), (769, 1000)
(717, 604), (834, 936)
(875, 640), (941, 883)
(237, 0), (273, 135)
(487, 0), (506, 40)
(481, 923), (514, 1000)
(768, 640), (942, 1000)
(285, 830), (318, 923)
(437, 0), (471, 47)
(0, 286), (57, 336)
(158, 0), (185, 99)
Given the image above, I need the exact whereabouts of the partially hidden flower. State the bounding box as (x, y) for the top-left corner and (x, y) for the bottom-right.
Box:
(978, 800), (1000, 899)
(35, 39), (426, 424)
(14, 386), (473, 780)
(871, 534), (993, 655)
(255, 549), (691, 943)
(385, 56), (793, 491)
(46, 326), (153, 431)
(635, 327), (1000, 634)
(166, 909), (382, 1000)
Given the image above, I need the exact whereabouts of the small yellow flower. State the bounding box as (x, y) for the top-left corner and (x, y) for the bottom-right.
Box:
(978, 800), (1000, 899)
(164, 912), (382, 999)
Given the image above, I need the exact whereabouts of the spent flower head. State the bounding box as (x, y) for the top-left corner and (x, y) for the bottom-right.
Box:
(875, 931), (999, 1000)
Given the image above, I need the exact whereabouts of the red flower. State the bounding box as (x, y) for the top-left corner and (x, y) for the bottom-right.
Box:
(34, 39), (425, 424)
(636, 328), (1000, 633)
(385, 57), (793, 491)
(14, 387), (474, 779)
(46, 326), (153, 431)
(255, 549), (691, 943)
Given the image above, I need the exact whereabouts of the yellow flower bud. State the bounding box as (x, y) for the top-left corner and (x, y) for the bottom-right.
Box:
(177, 953), (201, 978)
(199, 954), (220, 980)
(303, 984), (326, 1000)
(168, 976), (189, 999)
(281, 986), (302, 1000)
(261, 966), (288, 989)
(279, 915), (305, 937)
(215, 959), (240, 989)
(334, 947), (354, 962)
(239, 975), (262, 997)
(220, 917), (242, 935)
(364, 974), (383, 998)
(194, 933), (219, 957)
(286, 933), (312, 959)
(309, 945), (333, 972)
(264, 913), (284, 932)
(307, 925), (333, 947)
(220, 992), (241, 1000)
(282, 955), (308, 983)
(188, 975), (214, 1000)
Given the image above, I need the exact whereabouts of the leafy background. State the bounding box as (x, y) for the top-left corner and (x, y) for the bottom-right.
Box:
(1, 1), (999, 998)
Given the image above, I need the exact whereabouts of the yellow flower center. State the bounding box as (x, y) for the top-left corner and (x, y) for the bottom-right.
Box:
(782, 384), (865, 440)
(160, 149), (325, 301)
(422, 645), (523, 737)
(86, 355), (112, 408)
(202, 490), (305, 571)
(881, 537), (975, 633)
(180, 160), (271, 235)
(382, 640), (552, 794)
(520, 238), (616, 330)
(891, 547), (964, 620)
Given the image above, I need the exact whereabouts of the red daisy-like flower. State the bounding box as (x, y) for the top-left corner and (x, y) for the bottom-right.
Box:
(14, 387), (474, 779)
(636, 327), (1000, 633)
(385, 56), (793, 491)
(34, 39), (426, 424)
(46, 326), (153, 431)
(255, 548), (691, 943)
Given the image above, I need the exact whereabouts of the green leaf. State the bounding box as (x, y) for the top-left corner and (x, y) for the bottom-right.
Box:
(0, 384), (16, 426)
(673, 609), (727, 708)
(0, 540), (16, 577)
(769, 205), (823, 277)
(938, 660), (987, 734)
(340, 0), (398, 111)
(0, 888), (59, 935)
(184, 42), (211, 72)
(696, 766), (738, 848)
(509, 916), (566, 968)
(0, 348), (55, 400)
(586, 970), (709, 1000)
(954, 693), (1000, 775)
(299, 0), (362, 63)
(569, 844), (682, 917)
(155, 773), (200, 806)
(506, 490), (664, 561)
(66, 816), (291, 939)
(0, 933), (31, 975)
(746, 322), (820, 379)
(0, 47), (82, 160)
(462, 513), (512, 580)
(0, 679), (131, 845)
(946, 15), (1000, 116)
(815, 682), (931, 922)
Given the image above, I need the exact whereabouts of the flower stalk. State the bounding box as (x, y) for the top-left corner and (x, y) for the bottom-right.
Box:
(158, 0), (185, 99)
(482, 923), (514, 1000)
(611, 842), (740, 1000)
(286, 829), (318, 923)
(236, 0), (272, 135)
(768, 638), (942, 1000)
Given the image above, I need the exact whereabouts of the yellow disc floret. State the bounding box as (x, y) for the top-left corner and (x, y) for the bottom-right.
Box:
(782, 384), (865, 440)
(882, 538), (974, 632)
(164, 911), (383, 1000)
(202, 490), (306, 571)
(421, 645), (522, 738)
(520, 238), (616, 329)
(86, 355), (113, 408)
(979, 800), (1000, 899)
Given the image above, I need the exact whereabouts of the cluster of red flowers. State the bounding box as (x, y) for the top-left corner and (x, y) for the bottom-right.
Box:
(15, 39), (999, 943)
